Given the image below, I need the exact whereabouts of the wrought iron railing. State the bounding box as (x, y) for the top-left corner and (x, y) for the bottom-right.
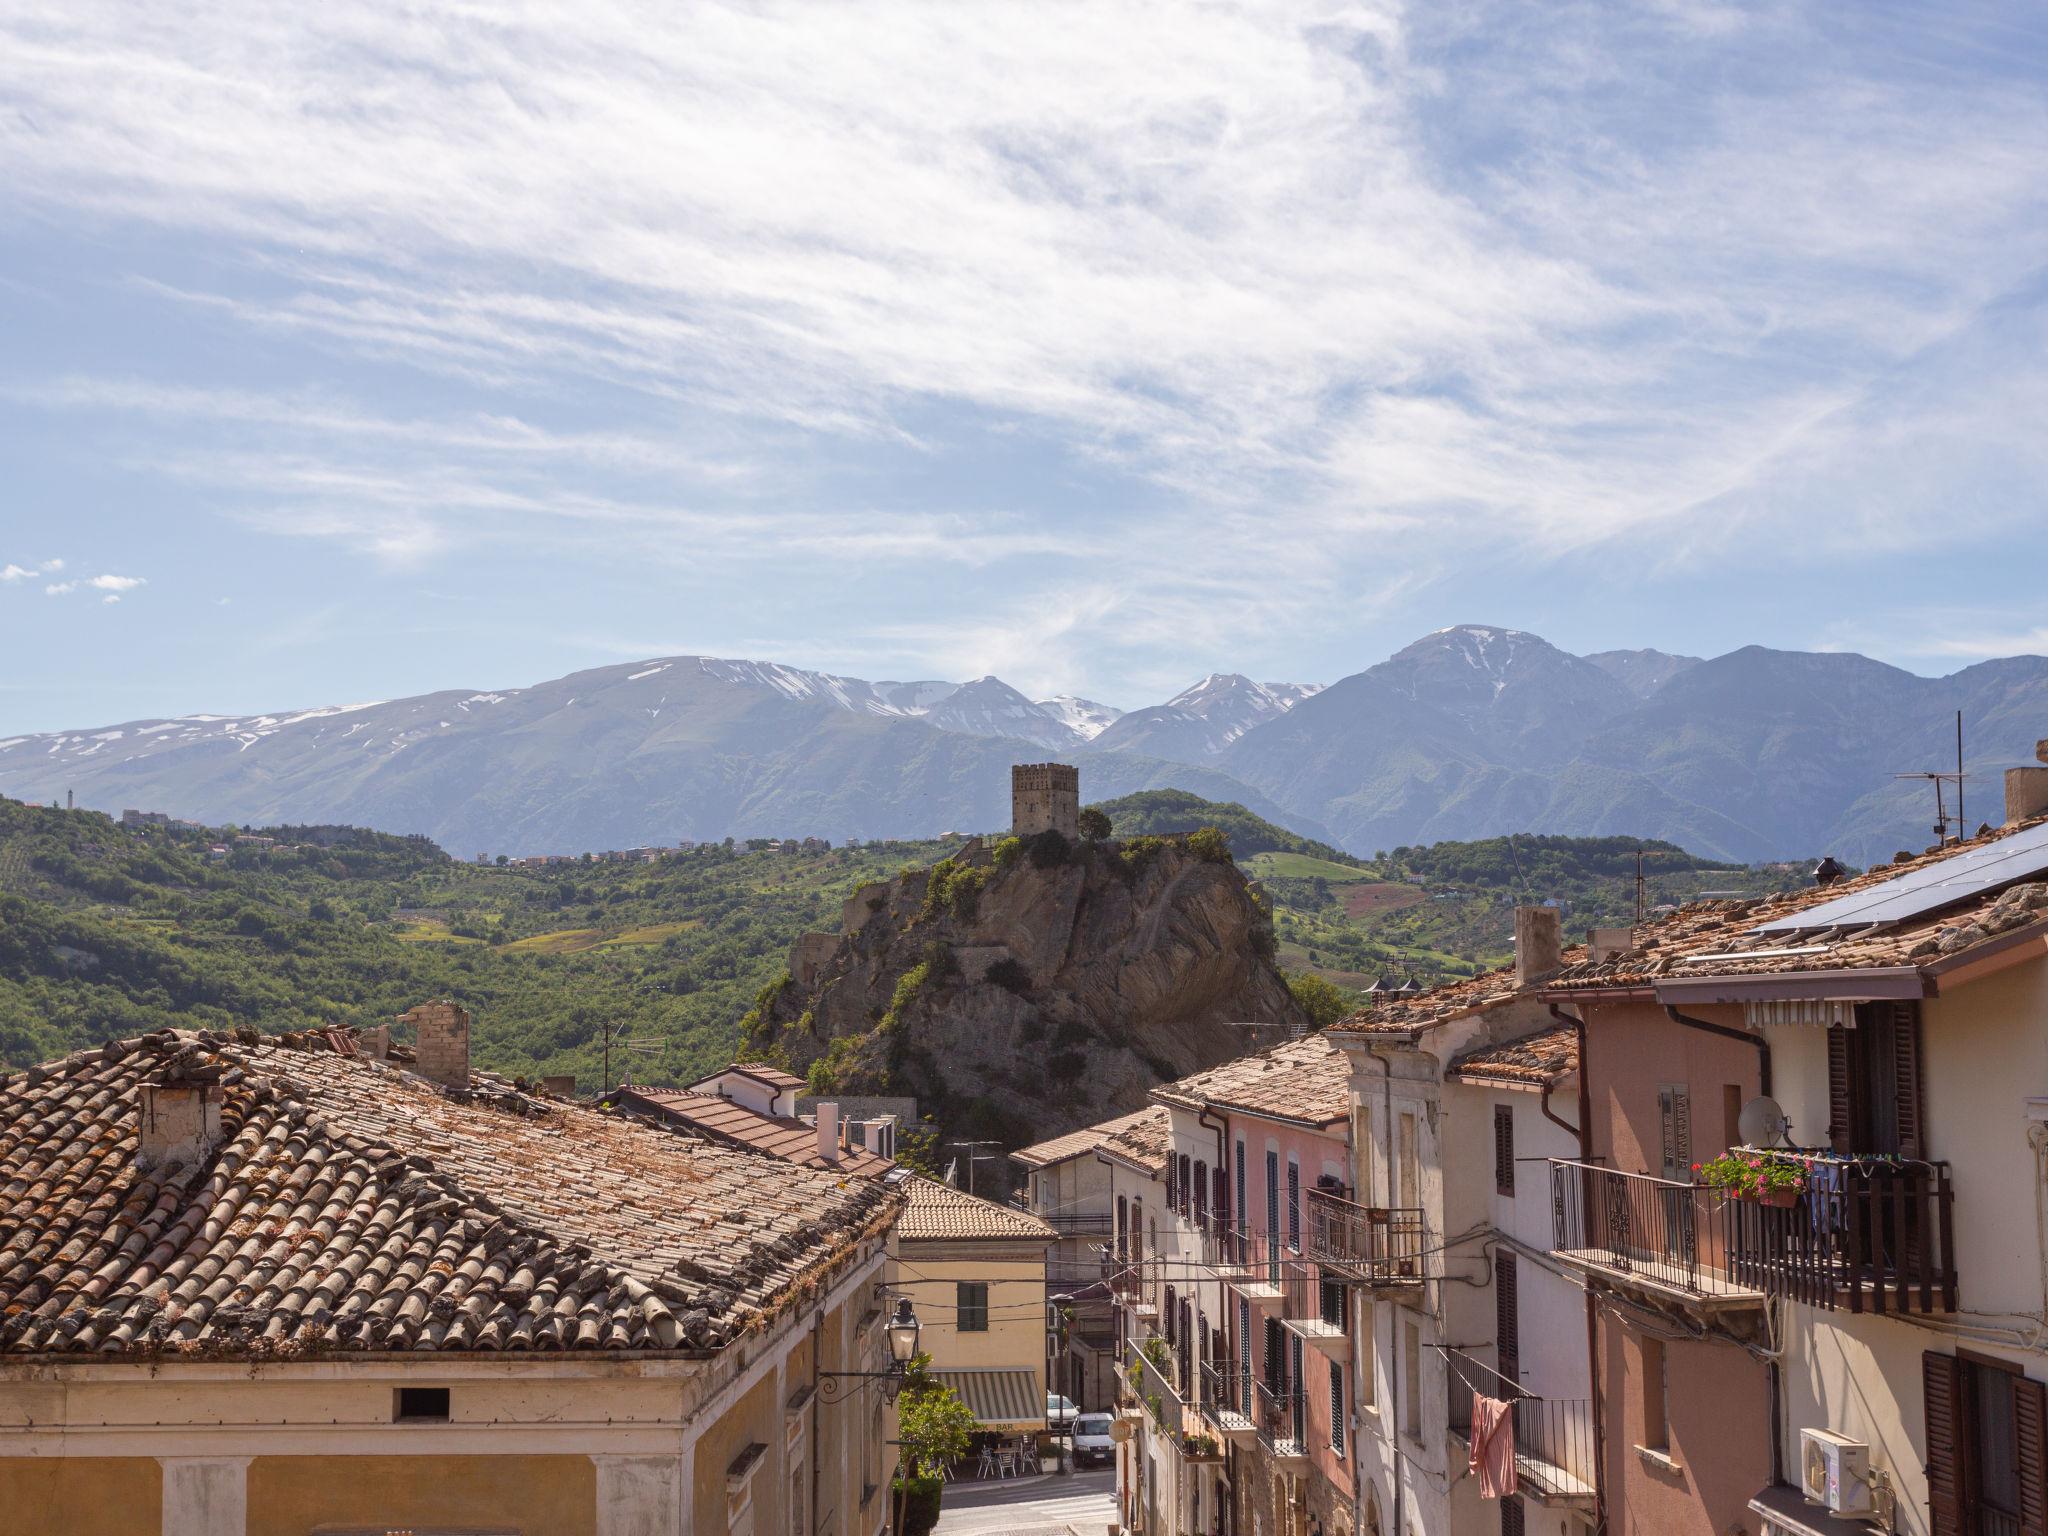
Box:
(1444, 1347), (1596, 1497)
(1721, 1151), (1956, 1314)
(1280, 1261), (1349, 1332)
(1199, 1361), (1254, 1429)
(1252, 1377), (1308, 1457)
(1306, 1190), (1427, 1283)
(1548, 1159), (1741, 1296)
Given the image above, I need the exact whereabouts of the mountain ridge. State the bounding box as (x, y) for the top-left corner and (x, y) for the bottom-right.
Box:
(7, 628), (2045, 864)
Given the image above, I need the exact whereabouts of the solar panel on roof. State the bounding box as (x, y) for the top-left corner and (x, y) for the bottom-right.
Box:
(1753, 820), (2048, 935)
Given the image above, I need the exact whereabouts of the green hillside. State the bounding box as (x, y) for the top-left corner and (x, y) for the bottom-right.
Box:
(0, 791), (1814, 1078)
(0, 797), (952, 1082)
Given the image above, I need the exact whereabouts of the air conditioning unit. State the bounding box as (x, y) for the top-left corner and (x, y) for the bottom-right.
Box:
(1800, 1428), (1873, 1517)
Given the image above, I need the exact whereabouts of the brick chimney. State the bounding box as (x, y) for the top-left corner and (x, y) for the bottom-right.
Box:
(815, 1101), (841, 1164)
(358, 1023), (391, 1062)
(403, 1000), (471, 1090)
(138, 1080), (222, 1171)
(1588, 927), (1635, 963)
(1514, 906), (1563, 985)
(2006, 741), (2048, 827)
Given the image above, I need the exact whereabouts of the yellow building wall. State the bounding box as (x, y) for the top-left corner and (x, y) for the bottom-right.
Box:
(891, 1254), (1046, 1382)
(693, 1367), (783, 1536)
(245, 1454), (597, 1536)
(0, 1456), (162, 1536)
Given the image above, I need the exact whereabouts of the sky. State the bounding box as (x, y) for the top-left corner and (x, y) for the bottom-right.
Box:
(4, 0), (2048, 733)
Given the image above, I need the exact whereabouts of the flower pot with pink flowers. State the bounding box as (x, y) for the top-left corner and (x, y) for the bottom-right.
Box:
(1694, 1150), (1808, 1207)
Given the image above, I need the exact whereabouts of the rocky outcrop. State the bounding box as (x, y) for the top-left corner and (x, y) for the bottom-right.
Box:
(747, 831), (1307, 1149)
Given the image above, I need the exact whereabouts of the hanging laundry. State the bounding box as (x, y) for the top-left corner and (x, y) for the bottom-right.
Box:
(1469, 1392), (1519, 1498)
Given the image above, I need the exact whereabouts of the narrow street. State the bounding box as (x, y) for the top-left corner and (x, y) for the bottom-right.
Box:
(930, 1465), (1116, 1536)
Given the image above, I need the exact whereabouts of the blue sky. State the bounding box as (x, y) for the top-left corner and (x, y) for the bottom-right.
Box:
(4, 0), (2048, 733)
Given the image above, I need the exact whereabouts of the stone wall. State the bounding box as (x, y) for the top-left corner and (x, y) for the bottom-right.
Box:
(1011, 762), (1079, 838)
(403, 1000), (471, 1089)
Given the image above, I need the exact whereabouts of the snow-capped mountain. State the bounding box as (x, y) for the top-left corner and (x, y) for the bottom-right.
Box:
(12, 627), (2048, 863)
(1089, 673), (1324, 761)
(1036, 694), (1124, 741)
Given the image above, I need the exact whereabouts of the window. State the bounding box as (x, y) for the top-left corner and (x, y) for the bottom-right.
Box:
(1925, 1350), (2044, 1536)
(1179, 1154), (1194, 1217)
(1830, 1002), (1926, 1157)
(1235, 1140), (1247, 1238)
(1639, 1336), (1668, 1451)
(1499, 1494), (1525, 1536)
(1167, 1154), (1178, 1211)
(1330, 1362), (1346, 1455)
(1493, 1104), (1515, 1197)
(1657, 1086), (1691, 1182)
(1397, 1111), (1419, 1210)
(1357, 1103), (1375, 1205)
(1358, 1299), (1375, 1407)
(1402, 1320), (1421, 1440)
(1286, 1159), (1301, 1251)
(1266, 1150), (1280, 1241)
(1496, 1252), (1520, 1386)
(1194, 1159), (1209, 1229)
(1116, 1194), (1129, 1261)
(393, 1386), (450, 1422)
(957, 1281), (989, 1332)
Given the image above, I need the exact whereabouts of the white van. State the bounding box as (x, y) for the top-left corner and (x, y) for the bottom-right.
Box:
(1072, 1412), (1116, 1468)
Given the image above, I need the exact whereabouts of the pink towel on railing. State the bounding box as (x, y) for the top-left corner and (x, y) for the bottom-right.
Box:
(1469, 1392), (1519, 1498)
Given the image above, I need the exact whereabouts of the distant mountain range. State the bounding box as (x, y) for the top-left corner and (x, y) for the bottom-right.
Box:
(6, 627), (2043, 864)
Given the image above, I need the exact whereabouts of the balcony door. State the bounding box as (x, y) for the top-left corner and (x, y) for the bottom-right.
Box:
(1830, 1002), (1925, 1159)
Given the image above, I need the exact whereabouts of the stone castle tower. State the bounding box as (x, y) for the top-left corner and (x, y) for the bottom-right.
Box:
(1012, 762), (1079, 838)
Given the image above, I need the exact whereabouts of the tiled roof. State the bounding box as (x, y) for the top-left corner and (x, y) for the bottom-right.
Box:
(1449, 1026), (1579, 1088)
(0, 1030), (897, 1359)
(694, 1062), (806, 1092)
(1012, 1107), (1161, 1170)
(1152, 1033), (1348, 1127)
(1544, 818), (2048, 990)
(1331, 963), (1544, 1035)
(617, 1087), (893, 1177)
(1093, 1106), (1172, 1177)
(893, 1176), (1055, 1243)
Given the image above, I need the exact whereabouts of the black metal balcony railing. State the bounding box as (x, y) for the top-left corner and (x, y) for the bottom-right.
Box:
(1252, 1377), (1308, 1457)
(1038, 1211), (1115, 1236)
(1723, 1152), (1957, 1315)
(1548, 1159), (1750, 1299)
(1199, 1361), (1254, 1431)
(1445, 1348), (1596, 1501)
(1306, 1189), (1427, 1283)
(1280, 1261), (1349, 1331)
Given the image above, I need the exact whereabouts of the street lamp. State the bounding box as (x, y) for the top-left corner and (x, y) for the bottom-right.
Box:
(818, 1297), (922, 1404)
(885, 1297), (921, 1366)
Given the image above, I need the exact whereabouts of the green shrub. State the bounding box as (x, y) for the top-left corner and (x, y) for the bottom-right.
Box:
(1077, 807), (1112, 840)
(1186, 826), (1232, 864)
(1026, 830), (1071, 869)
(1286, 971), (1353, 1028)
(992, 836), (1024, 869)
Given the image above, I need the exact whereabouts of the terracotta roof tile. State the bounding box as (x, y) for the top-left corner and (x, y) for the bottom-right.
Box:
(1543, 817), (2048, 990)
(1449, 1026), (1579, 1087)
(893, 1176), (1055, 1243)
(1012, 1107), (1162, 1170)
(616, 1088), (894, 1177)
(0, 1031), (897, 1359)
(694, 1062), (806, 1092)
(1152, 1033), (1347, 1127)
(1092, 1106), (1172, 1177)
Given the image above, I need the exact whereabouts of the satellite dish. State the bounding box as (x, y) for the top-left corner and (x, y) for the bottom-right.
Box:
(1738, 1096), (1792, 1149)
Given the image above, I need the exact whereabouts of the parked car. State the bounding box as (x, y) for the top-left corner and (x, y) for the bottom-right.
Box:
(1072, 1413), (1116, 1467)
(1046, 1392), (1081, 1431)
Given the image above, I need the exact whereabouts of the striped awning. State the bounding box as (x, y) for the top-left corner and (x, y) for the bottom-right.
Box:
(933, 1368), (1044, 1429)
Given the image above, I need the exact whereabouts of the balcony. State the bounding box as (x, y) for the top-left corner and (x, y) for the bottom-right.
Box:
(1548, 1160), (1762, 1311)
(1198, 1361), (1256, 1443)
(1445, 1349), (1596, 1507)
(1721, 1150), (1956, 1315)
(1252, 1378), (1310, 1465)
(1035, 1210), (1114, 1237)
(1124, 1343), (1193, 1442)
(1279, 1262), (1351, 1358)
(1306, 1189), (1427, 1286)
(1212, 1227), (1287, 1305)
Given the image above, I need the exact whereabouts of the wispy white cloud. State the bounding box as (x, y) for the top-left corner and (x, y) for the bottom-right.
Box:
(44, 573), (146, 599)
(1, 1), (2045, 685)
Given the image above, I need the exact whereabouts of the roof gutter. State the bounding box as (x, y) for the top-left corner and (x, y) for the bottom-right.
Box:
(1663, 1004), (1771, 1100)
(1654, 967), (1927, 1004)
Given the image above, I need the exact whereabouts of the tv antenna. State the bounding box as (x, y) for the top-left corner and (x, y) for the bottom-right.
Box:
(1892, 711), (1970, 848)
(945, 1140), (1003, 1197)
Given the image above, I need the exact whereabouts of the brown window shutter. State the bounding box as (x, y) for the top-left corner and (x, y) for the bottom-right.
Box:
(1495, 1105), (1515, 1196)
(1923, 1351), (1965, 1536)
(1673, 1089), (1692, 1171)
(1496, 1250), (1520, 1382)
(1891, 1002), (1927, 1160)
(2019, 1373), (2048, 1536)
(1828, 1027), (1854, 1154)
(1659, 1087), (1676, 1174)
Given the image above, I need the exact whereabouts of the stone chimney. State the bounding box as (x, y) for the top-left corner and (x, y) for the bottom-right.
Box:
(358, 1023), (390, 1062)
(815, 1101), (841, 1164)
(1588, 927), (1635, 963)
(138, 1080), (222, 1171)
(2006, 741), (2048, 827)
(1514, 906), (1563, 986)
(403, 1000), (471, 1090)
